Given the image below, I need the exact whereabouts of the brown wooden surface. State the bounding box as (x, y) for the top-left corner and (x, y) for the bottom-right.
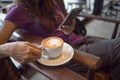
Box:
(79, 13), (120, 24)
(73, 49), (102, 69)
(28, 61), (87, 80)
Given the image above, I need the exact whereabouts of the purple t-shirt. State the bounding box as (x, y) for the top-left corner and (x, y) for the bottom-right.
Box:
(5, 4), (85, 45)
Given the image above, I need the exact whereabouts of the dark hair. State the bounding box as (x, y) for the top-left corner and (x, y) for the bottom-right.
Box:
(22, 0), (44, 8)
(17, 0), (58, 28)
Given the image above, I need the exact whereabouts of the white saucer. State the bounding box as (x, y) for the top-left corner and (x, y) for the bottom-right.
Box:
(37, 42), (74, 66)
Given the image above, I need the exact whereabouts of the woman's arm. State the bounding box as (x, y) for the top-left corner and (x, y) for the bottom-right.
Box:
(0, 41), (42, 63)
(0, 20), (17, 58)
(0, 20), (42, 62)
(0, 20), (17, 44)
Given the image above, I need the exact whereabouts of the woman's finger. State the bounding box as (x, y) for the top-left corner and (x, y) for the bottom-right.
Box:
(29, 46), (42, 58)
(26, 42), (41, 49)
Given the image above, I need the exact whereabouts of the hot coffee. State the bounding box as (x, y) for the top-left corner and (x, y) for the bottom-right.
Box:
(41, 37), (64, 59)
(42, 38), (63, 48)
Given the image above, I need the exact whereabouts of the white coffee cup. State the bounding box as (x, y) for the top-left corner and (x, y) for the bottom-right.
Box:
(41, 37), (64, 59)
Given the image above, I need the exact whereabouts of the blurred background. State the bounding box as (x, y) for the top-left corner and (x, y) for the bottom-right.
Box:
(0, 0), (120, 80)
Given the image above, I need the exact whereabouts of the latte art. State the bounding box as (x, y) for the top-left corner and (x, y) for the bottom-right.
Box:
(45, 39), (62, 48)
(41, 37), (64, 58)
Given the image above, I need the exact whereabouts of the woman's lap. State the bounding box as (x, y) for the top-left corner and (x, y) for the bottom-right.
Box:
(78, 39), (114, 66)
(78, 38), (120, 80)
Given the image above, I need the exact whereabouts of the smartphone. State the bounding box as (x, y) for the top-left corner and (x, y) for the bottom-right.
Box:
(58, 7), (82, 29)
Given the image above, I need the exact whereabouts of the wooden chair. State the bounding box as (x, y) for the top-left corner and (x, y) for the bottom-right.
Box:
(78, 13), (120, 39)
(77, 13), (120, 80)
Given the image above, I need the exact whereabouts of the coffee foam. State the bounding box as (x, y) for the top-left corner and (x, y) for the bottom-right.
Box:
(42, 37), (63, 48)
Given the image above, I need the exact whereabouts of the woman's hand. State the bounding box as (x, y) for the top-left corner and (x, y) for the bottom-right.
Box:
(1, 41), (42, 63)
(59, 20), (75, 35)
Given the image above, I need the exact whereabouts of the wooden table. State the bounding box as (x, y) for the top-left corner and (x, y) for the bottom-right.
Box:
(28, 61), (86, 80)
(11, 32), (101, 80)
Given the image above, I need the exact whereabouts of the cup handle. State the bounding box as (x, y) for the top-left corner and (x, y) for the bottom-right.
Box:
(41, 48), (50, 59)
